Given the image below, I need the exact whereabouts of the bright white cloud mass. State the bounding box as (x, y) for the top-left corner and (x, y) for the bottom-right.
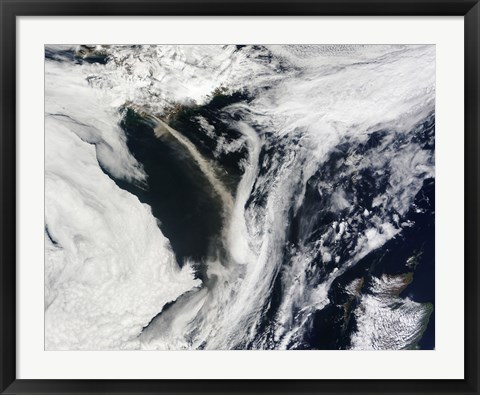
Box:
(45, 45), (435, 350)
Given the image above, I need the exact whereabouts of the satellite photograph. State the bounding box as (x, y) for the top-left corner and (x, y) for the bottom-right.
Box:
(44, 44), (435, 350)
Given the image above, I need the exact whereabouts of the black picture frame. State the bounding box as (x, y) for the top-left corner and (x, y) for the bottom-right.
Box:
(1, 1), (479, 394)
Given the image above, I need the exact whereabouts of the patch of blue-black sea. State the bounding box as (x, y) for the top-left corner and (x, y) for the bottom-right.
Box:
(271, 115), (435, 350)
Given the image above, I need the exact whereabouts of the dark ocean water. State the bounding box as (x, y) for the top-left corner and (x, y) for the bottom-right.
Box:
(114, 109), (224, 272)
(305, 178), (435, 350)
(106, 95), (435, 350)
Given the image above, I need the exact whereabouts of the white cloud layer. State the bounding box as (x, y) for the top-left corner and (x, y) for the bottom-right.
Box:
(45, 58), (200, 350)
(350, 275), (432, 350)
